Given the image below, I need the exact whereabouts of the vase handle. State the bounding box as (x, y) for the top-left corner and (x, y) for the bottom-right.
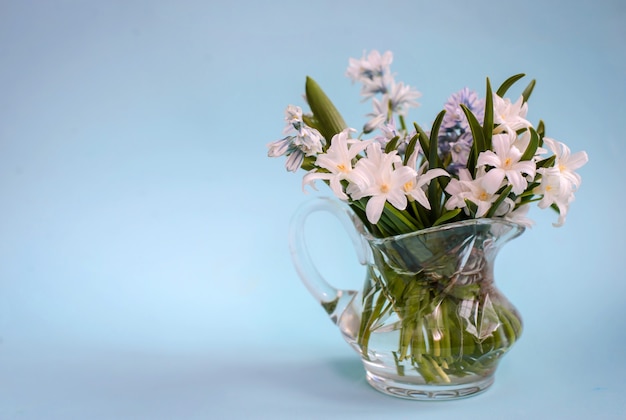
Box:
(289, 197), (369, 322)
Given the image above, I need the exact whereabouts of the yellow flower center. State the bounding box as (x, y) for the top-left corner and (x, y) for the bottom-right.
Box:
(504, 157), (512, 168)
(337, 163), (348, 173)
(380, 184), (390, 193)
(479, 191), (489, 201)
(403, 181), (414, 192)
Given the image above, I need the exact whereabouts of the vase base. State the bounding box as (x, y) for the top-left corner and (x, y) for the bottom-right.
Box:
(365, 371), (494, 400)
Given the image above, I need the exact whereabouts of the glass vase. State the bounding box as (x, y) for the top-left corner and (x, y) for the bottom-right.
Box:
(289, 197), (525, 400)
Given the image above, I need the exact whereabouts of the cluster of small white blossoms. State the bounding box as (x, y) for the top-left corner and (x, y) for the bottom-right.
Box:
(302, 128), (449, 225)
(440, 88), (588, 227)
(267, 50), (588, 228)
(266, 104), (326, 172)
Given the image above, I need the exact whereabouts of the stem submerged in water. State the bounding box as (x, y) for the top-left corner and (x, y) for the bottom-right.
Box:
(356, 221), (523, 384)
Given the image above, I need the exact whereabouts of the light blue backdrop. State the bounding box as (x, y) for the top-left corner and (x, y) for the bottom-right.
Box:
(0, 1), (624, 418)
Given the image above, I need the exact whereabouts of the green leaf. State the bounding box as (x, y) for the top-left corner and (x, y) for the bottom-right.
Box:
(414, 122), (431, 159)
(425, 111), (445, 221)
(520, 127), (540, 161)
(300, 155), (317, 171)
(407, 200), (426, 229)
(483, 78), (494, 150)
(403, 133), (420, 165)
(385, 135), (400, 153)
(516, 181), (543, 203)
(460, 104), (486, 176)
(433, 209), (462, 226)
(382, 202), (419, 234)
(516, 195), (540, 206)
(536, 154), (556, 169)
(464, 199), (478, 218)
(427, 178), (442, 226)
(305, 76), (347, 143)
(550, 203), (561, 214)
(486, 185), (513, 218)
(536, 120), (545, 140)
(409, 196), (432, 229)
(521, 79), (536, 103)
(428, 110), (446, 168)
(495, 73), (525, 97)
(302, 114), (318, 130)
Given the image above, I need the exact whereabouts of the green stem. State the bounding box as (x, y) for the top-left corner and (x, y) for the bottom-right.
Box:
(415, 354), (439, 383)
(398, 114), (407, 132)
(410, 319), (425, 363)
(399, 319), (415, 361)
(439, 299), (453, 362)
(382, 202), (420, 233)
(428, 356), (451, 383)
(408, 200), (425, 229)
(358, 283), (389, 358)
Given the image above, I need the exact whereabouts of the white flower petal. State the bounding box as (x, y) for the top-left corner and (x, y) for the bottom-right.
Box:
(411, 189), (431, 210)
(285, 151), (304, 172)
(481, 169), (505, 194)
(387, 190), (408, 211)
(506, 170), (528, 195)
(477, 150), (500, 168)
(566, 151), (589, 171)
(366, 195), (387, 224)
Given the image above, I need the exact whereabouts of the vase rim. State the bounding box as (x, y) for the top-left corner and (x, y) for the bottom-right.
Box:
(355, 217), (526, 244)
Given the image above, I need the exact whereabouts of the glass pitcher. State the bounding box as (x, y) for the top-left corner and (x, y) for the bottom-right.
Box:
(289, 197), (525, 400)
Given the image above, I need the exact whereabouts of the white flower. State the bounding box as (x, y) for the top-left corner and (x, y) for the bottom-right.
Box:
(267, 129), (325, 172)
(370, 120), (415, 153)
(477, 132), (536, 195)
(293, 126), (325, 155)
(542, 137), (588, 189)
(282, 148), (305, 172)
(373, 121), (400, 146)
(535, 168), (563, 205)
(267, 136), (292, 158)
(403, 168), (450, 210)
(346, 50), (394, 98)
(363, 97), (389, 133)
(267, 105), (326, 172)
(505, 204), (535, 228)
(444, 169), (473, 211)
(532, 137), (587, 227)
(492, 94), (532, 134)
(348, 144), (416, 224)
(444, 168), (501, 218)
(283, 105), (304, 133)
(386, 81), (421, 116)
(302, 129), (369, 200)
(534, 168), (571, 227)
(363, 84), (420, 135)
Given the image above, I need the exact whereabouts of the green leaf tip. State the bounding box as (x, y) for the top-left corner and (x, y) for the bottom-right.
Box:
(305, 76), (348, 143)
(521, 79), (536, 103)
(496, 73), (526, 97)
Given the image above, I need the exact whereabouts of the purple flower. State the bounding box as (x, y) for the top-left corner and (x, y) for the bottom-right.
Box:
(441, 87), (484, 132)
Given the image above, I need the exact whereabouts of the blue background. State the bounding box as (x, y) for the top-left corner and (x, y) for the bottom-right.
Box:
(0, 0), (624, 418)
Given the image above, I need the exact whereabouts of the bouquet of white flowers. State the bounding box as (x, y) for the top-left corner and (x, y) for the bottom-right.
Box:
(267, 51), (589, 394)
(268, 50), (588, 237)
